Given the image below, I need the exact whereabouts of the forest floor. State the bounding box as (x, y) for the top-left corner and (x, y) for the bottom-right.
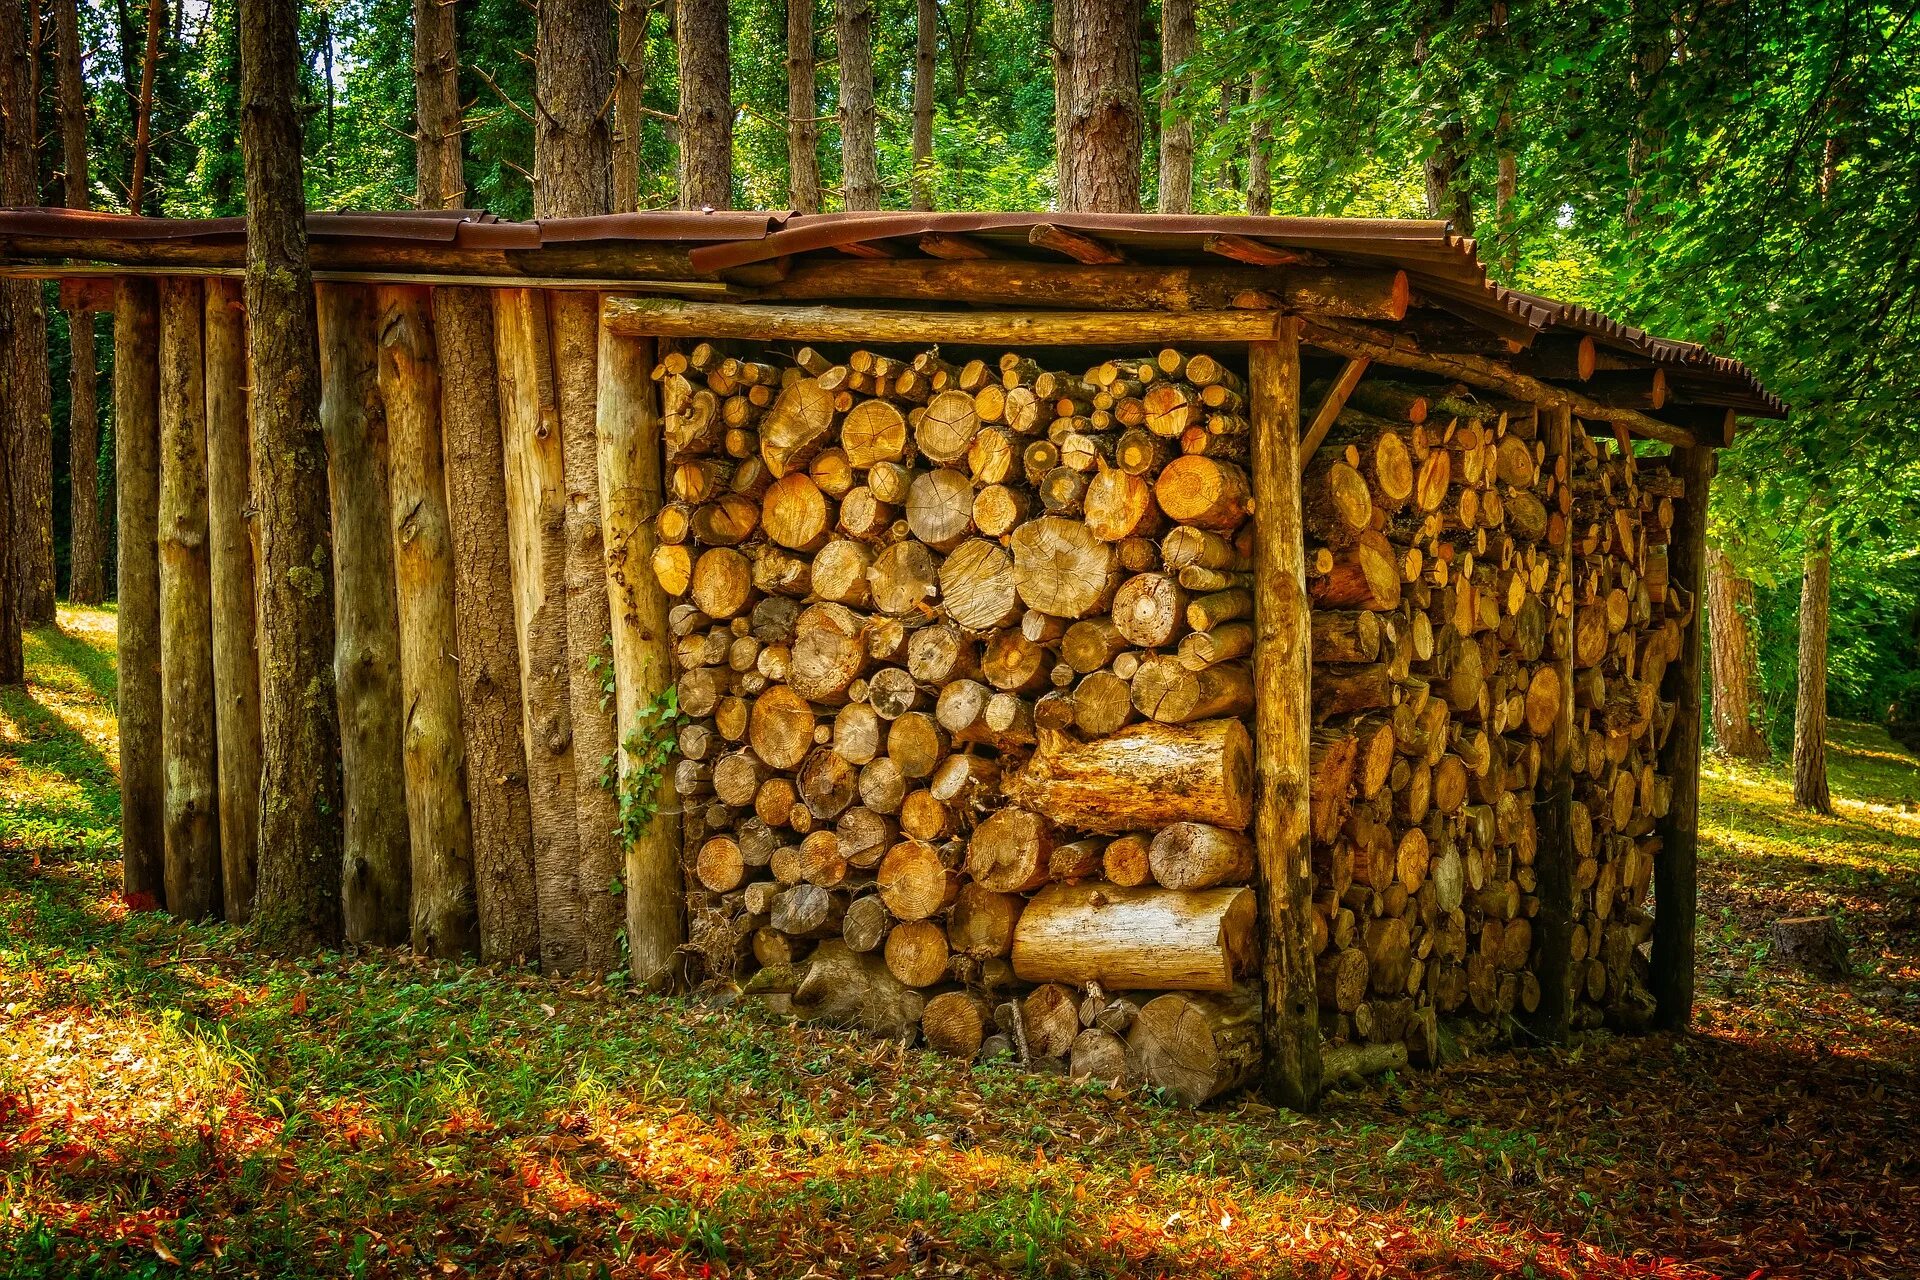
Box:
(2, 604), (1917, 1279)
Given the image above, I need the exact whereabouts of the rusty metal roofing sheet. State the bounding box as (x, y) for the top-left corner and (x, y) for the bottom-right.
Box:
(0, 205), (1783, 418)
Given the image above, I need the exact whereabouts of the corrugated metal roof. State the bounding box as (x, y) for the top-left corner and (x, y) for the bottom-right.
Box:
(0, 205), (1784, 419)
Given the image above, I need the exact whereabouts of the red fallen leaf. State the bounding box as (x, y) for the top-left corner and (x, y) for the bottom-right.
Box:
(123, 891), (160, 913)
(291, 991), (309, 1016)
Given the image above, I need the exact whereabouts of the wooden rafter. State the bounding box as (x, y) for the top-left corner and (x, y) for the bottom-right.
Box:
(917, 232), (994, 260)
(1203, 232), (1324, 269)
(1027, 223), (1128, 264)
(1298, 356), (1369, 466)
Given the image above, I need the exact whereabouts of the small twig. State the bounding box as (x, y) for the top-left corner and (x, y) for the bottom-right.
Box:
(471, 66), (535, 124)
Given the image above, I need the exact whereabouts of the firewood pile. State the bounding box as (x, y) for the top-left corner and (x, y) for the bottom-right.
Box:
(1301, 382), (1567, 1064)
(654, 342), (1266, 1102)
(1565, 426), (1689, 1027)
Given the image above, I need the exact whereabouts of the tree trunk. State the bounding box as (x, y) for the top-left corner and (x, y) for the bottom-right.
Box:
(412, 0), (463, 209)
(1156, 0), (1192, 214)
(113, 280), (162, 896)
(910, 0), (935, 209)
(203, 279), (261, 923)
(56, 0), (105, 604)
(785, 0), (821, 212)
(1, 0), (55, 624)
(0, 292), (16, 681)
(129, 0), (163, 212)
(836, 0), (879, 210)
(1050, 0), (1070, 185)
(1059, 0), (1142, 212)
(321, 285), (412, 945)
(676, 0), (733, 209)
(244, 0), (345, 951)
(157, 278), (221, 920)
(534, 0), (613, 218)
(437, 286), (541, 964)
(1792, 527), (1831, 813)
(1246, 69), (1271, 216)
(1706, 546), (1768, 759)
(612, 0), (651, 211)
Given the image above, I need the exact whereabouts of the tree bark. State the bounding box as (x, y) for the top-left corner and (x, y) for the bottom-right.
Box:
(113, 280), (162, 896)
(129, 0), (164, 211)
(1246, 70), (1271, 216)
(836, 0), (880, 210)
(203, 279), (261, 923)
(1059, 0), (1142, 212)
(534, 0), (613, 218)
(1050, 0), (1070, 186)
(244, 0), (343, 952)
(676, 0), (733, 209)
(910, 0), (935, 209)
(0, 291), (17, 681)
(436, 286), (540, 964)
(1, 0), (55, 624)
(613, 0), (652, 211)
(56, 0), (105, 604)
(321, 285), (413, 945)
(1792, 526), (1831, 813)
(1706, 546), (1769, 759)
(157, 278), (221, 920)
(412, 0), (464, 209)
(785, 0), (821, 212)
(1156, 0), (1192, 214)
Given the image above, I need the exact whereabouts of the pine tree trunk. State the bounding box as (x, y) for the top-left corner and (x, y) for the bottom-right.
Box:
(785, 0), (821, 213)
(411, 0), (463, 209)
(534, 0), (613, 218)
(243, 0), (345, 950)
(1792, 528), (1832, 813)
(113, 279), (162, 895)
(1706, 546), (1768, 759)
(910, 0), (935, 210)
(436, 286), (541, 964)
(1246, 70), (1271, 216)
(613, 0), (651, 211)
(1051, 0), (1070, 186)
(676, 0), (733, 209)
(1156, 0), (1193, 214)
(836, 0), (880, 210)
(1059, 0), (1142, 212)
(1, 0), (55, 624)
(0, 295), (18, 681)
(56, 0), (104, 604)
(129, 0), (163, 212)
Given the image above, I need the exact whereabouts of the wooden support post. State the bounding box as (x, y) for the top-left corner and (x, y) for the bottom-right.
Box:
(320, 284), (413, 945)
(157, 277), (221, 920)
(435, 286), (540, 965)
(1249, 324), (1323, 1111)
(596, 317), (683, 991)
(603, 296), (1286, 345)
(115, 278), (165, 909)
(493, 286), (584, 975)
(1652, 444), (1712, 1028)
(377, 285), (478, 957)
(202, 278), (261, 923)
(1526, 401), (1576, 1042)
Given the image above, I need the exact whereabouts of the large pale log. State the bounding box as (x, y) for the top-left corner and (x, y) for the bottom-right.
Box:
(1006, 718), (1254, 834)
(115, 280), (165, 908)
(791, 940), (927, 1040)
(377, 286), (477, 957)
(604, 296), (1285, 345)
(323, 285), (412, 943)
(493, 287), (583, 972)
(1011, 516), (1117, 618)
(1127, 987), (1264, 1105)
(1249, 332), (1323, 1109)
(1653, 445), (1711, 1028)
(1149, 822), (1255, 890)
(1012, 882), (1256, 992)
(158, 277), (222, 921)
(202, 279), (260, 922)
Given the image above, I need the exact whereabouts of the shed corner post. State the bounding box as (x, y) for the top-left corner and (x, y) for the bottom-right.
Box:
(1250, 320), (1324, 1111)
(114, 275), (166, 910)
(1526, 400), (1577, 1043)
(596, 296), (684, 993)
(1652, 442), (1714, 1030)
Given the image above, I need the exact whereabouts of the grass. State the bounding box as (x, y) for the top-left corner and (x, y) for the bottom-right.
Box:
(2, 604), (1917, 1278)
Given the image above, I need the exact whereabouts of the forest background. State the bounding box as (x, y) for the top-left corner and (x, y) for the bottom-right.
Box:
(9, 0), (1920, 769)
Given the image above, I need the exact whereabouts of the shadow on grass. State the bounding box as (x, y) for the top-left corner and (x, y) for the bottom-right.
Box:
(25, 618), (121, 706)
(0, 684), (121, 853)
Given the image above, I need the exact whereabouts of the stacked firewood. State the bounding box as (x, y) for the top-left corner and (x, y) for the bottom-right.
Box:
(1302, 381), (1570, 1063)
(653, 342), (1267, 1103)
(1565, 426), (1687, 1027)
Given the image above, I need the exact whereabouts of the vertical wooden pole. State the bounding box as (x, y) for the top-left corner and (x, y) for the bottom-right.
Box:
(1526, 401), (1576, 1042)
(115, 278), (165, 909)
(157, 276), (221, 920)
(550, 290), (626, 974)
(1249, 324), (1323, 1111)
(493, 286), (584, 974)
(202, 278), (261, 923)
(320, 284), (413, 945)
(596, 315), (682, 990)
(436, 285), (541, 964)
(377, 285), (479, 957)
(1653, 444), (1712, 1029)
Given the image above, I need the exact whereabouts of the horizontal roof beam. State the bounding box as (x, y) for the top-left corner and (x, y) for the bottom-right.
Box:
(603, 296), (1285, 345)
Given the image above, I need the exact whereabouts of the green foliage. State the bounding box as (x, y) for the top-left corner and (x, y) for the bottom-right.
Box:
(611, 686), (684, 848)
